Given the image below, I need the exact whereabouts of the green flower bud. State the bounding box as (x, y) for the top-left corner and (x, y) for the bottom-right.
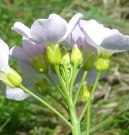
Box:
(45, 44), (61, 64)
(61, 48), (70, 65)
(35, 79), (50, 95)
(7, 73), (21, 87)
(1, 66), (22, 88)
(71, 45), (82, 64)
(80, 85), (90, 102)
(2, 78), (16, 88)
(95, 58), (110, 71)
(31, 54), (49, 73)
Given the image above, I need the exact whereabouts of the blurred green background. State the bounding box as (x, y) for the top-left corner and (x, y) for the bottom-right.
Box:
(0, 0), (129, 134)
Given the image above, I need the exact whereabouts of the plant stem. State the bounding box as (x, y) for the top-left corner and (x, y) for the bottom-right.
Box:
(66, 96), (81, 135)
(70, 63), (79, 99)
(86, 102), (90, 135)
(45, 72), (65, 98)
(70, 106), (81, 135)
(79, 71), (102, 122)
(55, 65), (68, 97)
(47, 93), (69, 114)
(19, 84), (72, 128)
(74, 71), (88, 106)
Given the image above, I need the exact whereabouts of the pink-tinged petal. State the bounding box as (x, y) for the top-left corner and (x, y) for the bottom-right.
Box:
(5, 86), (30, 101)
(66, 25), (85, 47)
(101, 34), (129, 52)
(0, 39), (9, 68)
(22, 38), (44, 57)
(30, 14), (67, 45)
(79, 20), (120, 48)
(60, 13), (83, 42)
(11, 22), (31, 38)
(10, 46), (30, 63)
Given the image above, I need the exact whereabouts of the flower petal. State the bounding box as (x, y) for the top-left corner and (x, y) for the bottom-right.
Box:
(79, 19), (119, 48)
(60, 13), (84, 42)
(101, 34), (129, 52)
(30, 14), (67, 45)
(10, 46), (30, 63)
(0, 39), (9, 68)
(22, 38), (44, 57)
(5, 86), (30, 101)
(11, 22), (31, 38)
(66, 25), (85, 47)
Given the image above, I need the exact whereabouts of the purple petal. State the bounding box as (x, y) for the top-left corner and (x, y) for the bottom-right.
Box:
(22, 38), (44, 57)
(30, 14), (67, 45)
(10, 46), (30, 63)
(60, 13), (84, 42)
(101, 34), (129, 52)
(66, 25), (85, 47)
(79, 19), (120, 48)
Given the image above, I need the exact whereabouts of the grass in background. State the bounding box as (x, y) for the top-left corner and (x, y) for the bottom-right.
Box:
(0, 0), (129, 134)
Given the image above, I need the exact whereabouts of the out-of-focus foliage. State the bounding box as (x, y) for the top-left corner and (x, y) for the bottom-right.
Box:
(0, 0), (129, 134)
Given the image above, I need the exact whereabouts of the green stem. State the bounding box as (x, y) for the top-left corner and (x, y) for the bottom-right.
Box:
(86, 102), (90, 135)
(55, 65), (68, 97)
(70, 63), (79, 98)
(48, 93), (69, 114)
(79, 71), (102, 122)
(64, 65), (69, 88)
(67, 95), (81, 135)
(19, 84), (72, 128)
(74, 71), (88, 106)
(70, 106), (81, 135)
(45, 72), (65, 98)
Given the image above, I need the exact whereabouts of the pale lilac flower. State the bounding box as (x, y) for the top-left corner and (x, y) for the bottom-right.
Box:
(66, 23), (97, 69)
(66, 25), (85, 47)
(10, 38), (44, 64)
(18, 63), (49, 92)
(11, 13), (83, 46)
(79, 19), (129, 55)
(0, 39), (29, 101)
(10, 38), (56, 94)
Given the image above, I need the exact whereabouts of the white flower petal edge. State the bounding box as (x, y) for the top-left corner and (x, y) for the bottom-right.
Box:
(11, 22), (31, 38)
(79, 19), (119, 46)
(12, 13), (83, 45)
(60, 13), (84, 42)
(100, 34), (129, 52)
(79, 19), (129, 53)
(5, 86), (30, 101)
(30, 14), (67, 45)
(0, 39), (9, 68)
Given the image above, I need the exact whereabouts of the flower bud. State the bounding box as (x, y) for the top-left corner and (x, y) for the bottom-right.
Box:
(61, 48), (70, 65)
(95, 58), (110, 71)
(71, 45), (82, 64)
(1, 66), (22, 88)
(45, 44), (61, 64)
(80, 85), (90, 102)
(31, 54), (49, 73)
(35, 79), (50, 95)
